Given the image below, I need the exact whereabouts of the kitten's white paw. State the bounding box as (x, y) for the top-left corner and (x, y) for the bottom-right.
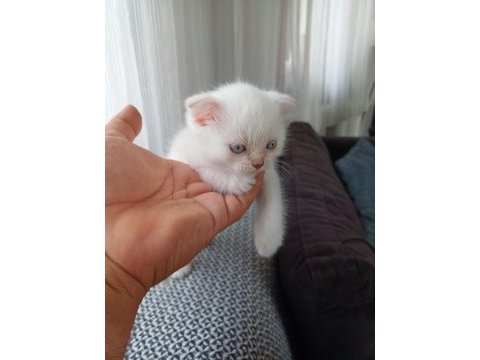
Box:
(228, 175), (255, 195)
(197, 169), (255, 195)
(170, 263), (192, 279)
(254, 226), (283, 257)
(255, 237), (281, 257)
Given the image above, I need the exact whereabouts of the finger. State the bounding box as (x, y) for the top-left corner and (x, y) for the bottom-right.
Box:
(105, 105), (142, 142)
(192, 172), (265, 236)
(238, 172), (265, 208)
(172, 181), (213, 200)
(224, 171), (265, 224)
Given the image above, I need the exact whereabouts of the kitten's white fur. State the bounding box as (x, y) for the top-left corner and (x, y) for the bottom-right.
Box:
(168, 82), (295, 278)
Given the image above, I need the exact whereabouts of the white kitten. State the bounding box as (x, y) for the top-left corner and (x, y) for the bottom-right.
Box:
(168, 82), (295, 278)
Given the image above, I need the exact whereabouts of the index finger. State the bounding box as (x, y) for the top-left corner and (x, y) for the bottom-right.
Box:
(223, 171), (265, 225)
(192, 171), (265, 236)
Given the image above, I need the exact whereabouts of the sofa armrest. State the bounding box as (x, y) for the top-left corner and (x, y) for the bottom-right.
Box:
(277, 122), (375, 360)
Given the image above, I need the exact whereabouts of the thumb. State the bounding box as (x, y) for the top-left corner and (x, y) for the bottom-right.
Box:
(105, 105), (142, 142)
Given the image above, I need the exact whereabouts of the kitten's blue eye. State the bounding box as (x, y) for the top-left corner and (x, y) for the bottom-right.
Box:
(230, 144), (246, 154)
(266, 140), (277, 150)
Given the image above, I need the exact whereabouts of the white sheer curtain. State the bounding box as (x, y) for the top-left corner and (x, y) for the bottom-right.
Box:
(106, 0), (375, 155)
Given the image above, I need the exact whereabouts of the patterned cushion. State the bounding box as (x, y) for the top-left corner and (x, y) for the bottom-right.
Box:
(125, 207), (292, 359)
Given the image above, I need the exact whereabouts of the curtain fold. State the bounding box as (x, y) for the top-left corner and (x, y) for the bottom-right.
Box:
(106, 0), (375, 155)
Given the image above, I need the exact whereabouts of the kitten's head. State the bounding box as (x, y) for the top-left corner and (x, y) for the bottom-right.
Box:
(184, 82), (295, 175)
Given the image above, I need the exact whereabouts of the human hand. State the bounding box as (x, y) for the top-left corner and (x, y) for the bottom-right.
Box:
(106, 105), (263, 291)
(105, 105), (263, 359)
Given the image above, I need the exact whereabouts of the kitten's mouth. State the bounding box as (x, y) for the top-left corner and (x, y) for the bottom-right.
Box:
(246, 168), (260, 175)
(250, 168), (263, 177)
(243, 165), (263, 175)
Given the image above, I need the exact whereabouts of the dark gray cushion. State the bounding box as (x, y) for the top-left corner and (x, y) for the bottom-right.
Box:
(277, 122), (375, 360)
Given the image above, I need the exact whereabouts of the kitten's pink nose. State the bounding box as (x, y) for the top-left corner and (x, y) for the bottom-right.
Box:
(252, 161), (264, 170)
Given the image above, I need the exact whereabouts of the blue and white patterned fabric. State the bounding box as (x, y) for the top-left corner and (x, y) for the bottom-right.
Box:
(125, 207), (292, 359)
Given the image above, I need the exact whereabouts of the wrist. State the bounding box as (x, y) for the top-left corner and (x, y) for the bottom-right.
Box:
(105, 255), (147, 360)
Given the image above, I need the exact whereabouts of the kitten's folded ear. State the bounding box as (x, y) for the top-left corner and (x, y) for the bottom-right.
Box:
(267, 91), (296, 114)
(185, 92), (223, 128)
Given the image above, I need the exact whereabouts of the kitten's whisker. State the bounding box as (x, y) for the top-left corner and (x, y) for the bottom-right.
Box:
(275, 160), (294, 181)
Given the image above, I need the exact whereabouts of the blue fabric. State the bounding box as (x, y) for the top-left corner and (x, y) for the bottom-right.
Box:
(335, 138), (375, 247)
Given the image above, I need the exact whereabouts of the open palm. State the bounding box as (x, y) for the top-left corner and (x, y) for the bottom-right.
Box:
(105, 106), (262, 290)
